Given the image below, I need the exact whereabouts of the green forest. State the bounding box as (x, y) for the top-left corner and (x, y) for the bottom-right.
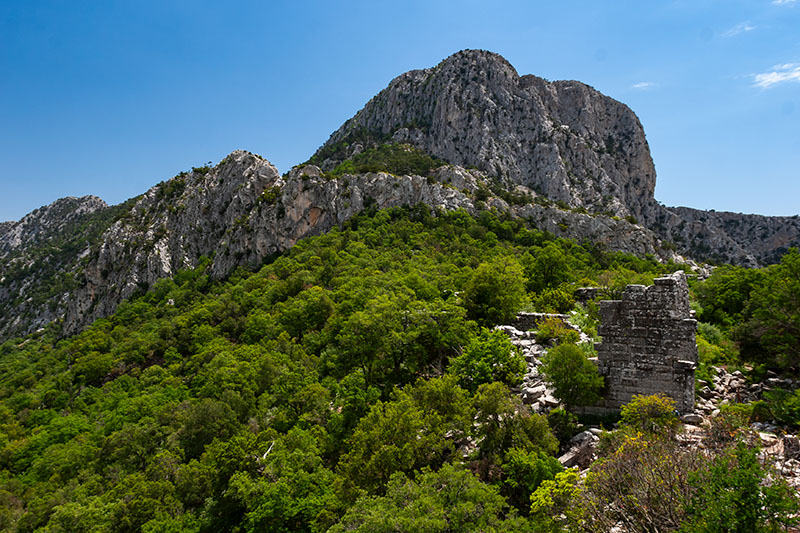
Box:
(1, 205), (799, 531)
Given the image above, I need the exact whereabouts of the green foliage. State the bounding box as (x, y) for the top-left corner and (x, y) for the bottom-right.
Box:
(530, 286), (575, 313)
(546, 408), (582, 449)
(760, 388), (800, 428)
(737, 248), (800, 370)
(448, 329), (525, 393)
(707, 403), (755, 446)
(568, 302), (598, 340)
(539, 343), (604, 411)
(534, 317), (580, 345)
(259, 185), (282, 205)
(0, 205), (731, 530)
(523, 242), (573, 294)
(328, 143), (444, 178)
(619, 394), (680, 435)
(681, 442), (799, 532)
(529, 469), (581, 532)
(694, 264), (764, 330)
(472, 383), (558, 466)
(501, 447), (562, 513)
(463, 256), (527, 326)
(330, 464), (528, 532)
(337, 376), (474, 495)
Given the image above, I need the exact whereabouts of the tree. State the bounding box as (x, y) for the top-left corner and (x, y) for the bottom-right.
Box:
(463, 256), (527, 326)
(329, 464), (528, 533)
(737, 248), (800, 370)
(337, 376), (474, 494)
(681, 442), (799, 532)
(619, 394), (680, 436)
(448, 329), (526, 393)
(539, 344), (603, 411)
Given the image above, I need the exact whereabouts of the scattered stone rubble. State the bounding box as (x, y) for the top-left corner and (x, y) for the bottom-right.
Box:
(683, 365), (800, 492)
(499, 290), (800, 490)
(499, 312), (592, 413)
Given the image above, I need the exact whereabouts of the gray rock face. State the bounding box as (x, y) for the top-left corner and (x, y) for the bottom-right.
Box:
(315, 49), (657, 220)
(63, 150), (280, 335)
(0, 196), (111, 338)
(1, 148), (680, 340)
(650, 205), (800, 267)
(315, 49), (799, 267)
(0, 196), (107, 255)
(59, 151), (680, 337)
(5, 50), (800, 340)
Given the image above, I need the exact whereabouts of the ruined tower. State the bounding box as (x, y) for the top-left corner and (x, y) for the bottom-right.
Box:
(595, 271), (697, 412)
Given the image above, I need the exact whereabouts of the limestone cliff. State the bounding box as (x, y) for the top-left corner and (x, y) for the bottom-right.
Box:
(314, 49), (656, 220)
(0, 196), (113, 338)
(3, 49), (799, 340)
(60, 151), (672, 336)
(314, 49), (800, 268)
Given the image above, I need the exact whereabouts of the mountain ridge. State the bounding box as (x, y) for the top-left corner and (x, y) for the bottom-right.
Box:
(2, 49), (799, 341)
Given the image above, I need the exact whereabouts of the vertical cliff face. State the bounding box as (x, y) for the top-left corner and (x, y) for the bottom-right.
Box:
(0, 196), (111, 337)
(62, 150), (281, 334)
(3, 49), (799, 341)
(314, 49), (657, 219)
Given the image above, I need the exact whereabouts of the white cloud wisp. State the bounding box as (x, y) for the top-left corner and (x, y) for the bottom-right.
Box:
(722, 22), (756, 37)
(753, 63), (800, 88)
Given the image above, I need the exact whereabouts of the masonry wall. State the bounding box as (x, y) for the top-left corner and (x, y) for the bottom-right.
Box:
(595, 271), (697, 412)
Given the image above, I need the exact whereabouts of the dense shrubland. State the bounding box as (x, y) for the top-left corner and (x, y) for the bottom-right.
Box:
(0, 205), (797, 531)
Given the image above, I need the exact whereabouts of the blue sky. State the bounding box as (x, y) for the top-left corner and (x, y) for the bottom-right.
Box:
(1, 1), (798, 221)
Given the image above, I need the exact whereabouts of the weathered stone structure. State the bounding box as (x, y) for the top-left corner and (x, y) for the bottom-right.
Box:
(595, 271), (697, 412)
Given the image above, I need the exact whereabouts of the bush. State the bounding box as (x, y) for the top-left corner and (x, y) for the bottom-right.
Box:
(539, 343), (603, 411)
(546, 408), (582, 449)
(502, 447), (563, 513)
(581, 432), (702, 532)
(535, 317), (579, 345)
(760, 389), (800, 428)
(620, 394), (680, 436)
(463, 257), (527, 327)
(448, 329), (526, 393)
(531, 287), (575, 314)
(707, 403), (755, 446)
(328, 143), (444, 178)
(681, 442), (799, 532)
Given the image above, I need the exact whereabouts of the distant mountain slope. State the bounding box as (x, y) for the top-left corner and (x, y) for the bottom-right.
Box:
(0, 196), (123, 338)
(314, 49), (800, 267)
(2, 49), (799, 341)
(313, 49), (656, 220)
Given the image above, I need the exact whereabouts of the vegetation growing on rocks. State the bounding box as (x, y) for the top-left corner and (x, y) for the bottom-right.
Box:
(0, 206), (798, 531)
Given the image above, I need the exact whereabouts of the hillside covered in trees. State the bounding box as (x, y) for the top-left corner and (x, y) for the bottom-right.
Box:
(1, 205), (798, 531)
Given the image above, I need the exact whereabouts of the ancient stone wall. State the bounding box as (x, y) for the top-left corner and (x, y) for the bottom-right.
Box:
(509, 312), (570, 332)
(595, 271), (697, 412)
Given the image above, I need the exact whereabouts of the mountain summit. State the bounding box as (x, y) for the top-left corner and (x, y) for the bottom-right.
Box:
(1, 50), (799, 341)
(314, 49), (656, 219)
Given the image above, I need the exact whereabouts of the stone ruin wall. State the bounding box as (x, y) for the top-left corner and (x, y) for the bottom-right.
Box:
(594, 271), (697, 413)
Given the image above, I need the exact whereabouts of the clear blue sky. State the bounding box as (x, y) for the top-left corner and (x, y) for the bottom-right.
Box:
(1, 0), (798, 221)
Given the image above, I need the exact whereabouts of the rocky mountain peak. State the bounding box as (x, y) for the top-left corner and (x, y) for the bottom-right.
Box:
(0, 195), (108, 255)
(314, 49), (656, 219)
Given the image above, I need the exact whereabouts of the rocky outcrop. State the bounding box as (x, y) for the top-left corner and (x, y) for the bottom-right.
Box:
(0, 196), (112, 338)
(315, 49), (656, 221)
(62, 152), (682, 336)
(2, 149), (679, 340)
(63, 151), (280, 335)
(315, 49), (800, 267)
(652, 206), (800, 267)
(5, 50), (799, 339)
(0, 196), (108, 255)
